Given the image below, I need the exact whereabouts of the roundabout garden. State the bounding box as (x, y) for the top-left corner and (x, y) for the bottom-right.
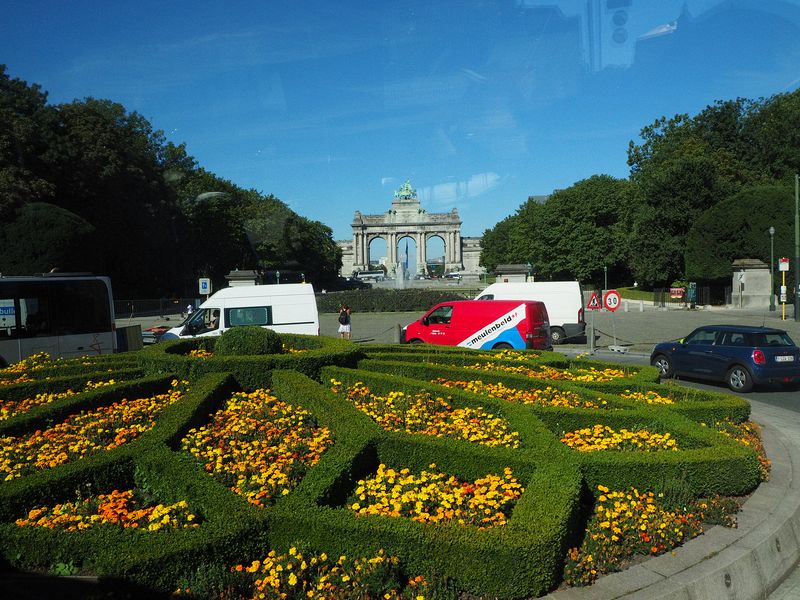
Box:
(0, 328), (768, 599)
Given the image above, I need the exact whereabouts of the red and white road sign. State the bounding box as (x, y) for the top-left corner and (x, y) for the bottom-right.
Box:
(586, 291), (601, 310)
(603, 289), (621, 312)
(779, 257), (790, 272)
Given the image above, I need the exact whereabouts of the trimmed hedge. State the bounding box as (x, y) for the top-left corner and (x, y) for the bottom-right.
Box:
(136, 334), (364, 386)
(316, 288), (474, 313)
(271, 369), (582, 598)
(356, 356), (751, 425)
(338, 360), (760, 495)
(0, 341), (766, 599)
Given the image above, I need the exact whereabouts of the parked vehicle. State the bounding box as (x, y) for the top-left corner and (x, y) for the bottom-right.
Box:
(443, 272), (462, 280)
(333, 277), (372, 290)
(355, 270), (385, 282)
(475, 281), (585, 345)
(0, 273), (116, 366)
(160, 284), (319, 340)
(402, 300), (551, 350)
(650, 325), (800, 392)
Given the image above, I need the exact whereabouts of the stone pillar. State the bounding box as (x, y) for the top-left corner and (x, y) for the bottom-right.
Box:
(417, 232), (426, 273)
(455, 230), (462, 267)
(388, 233), (396, 267)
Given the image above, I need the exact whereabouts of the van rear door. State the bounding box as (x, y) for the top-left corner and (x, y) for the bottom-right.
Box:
(525, 302), (551, 350)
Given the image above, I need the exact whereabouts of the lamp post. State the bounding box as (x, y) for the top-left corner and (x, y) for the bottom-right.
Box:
(769, 226), (776, 311)
(795, 174), (800, 322)
(603, 265), (608, 293)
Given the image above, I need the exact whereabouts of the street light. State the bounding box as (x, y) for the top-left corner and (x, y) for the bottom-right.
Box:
(603, 266), (608, 292)
(769, 226), (775, 311)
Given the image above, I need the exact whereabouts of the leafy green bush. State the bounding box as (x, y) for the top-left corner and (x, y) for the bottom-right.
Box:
(214, 326), (283, 356)
(316, 288), (475, 313)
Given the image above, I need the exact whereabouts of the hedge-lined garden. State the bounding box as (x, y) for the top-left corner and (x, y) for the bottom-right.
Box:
(0, 333), (767, 598)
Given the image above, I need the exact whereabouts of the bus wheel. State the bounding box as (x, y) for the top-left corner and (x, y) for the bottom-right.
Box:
(493, 342), (513, 350)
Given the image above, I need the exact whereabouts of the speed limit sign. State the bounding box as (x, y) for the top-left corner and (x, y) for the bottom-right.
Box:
(603, 289), (621, 312)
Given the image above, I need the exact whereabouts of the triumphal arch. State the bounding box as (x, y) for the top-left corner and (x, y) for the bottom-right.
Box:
(341, 181), (465, 276)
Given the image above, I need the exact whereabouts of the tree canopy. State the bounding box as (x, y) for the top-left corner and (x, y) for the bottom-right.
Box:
(0, 65), (342, 297)
(482, 88), (800, 292)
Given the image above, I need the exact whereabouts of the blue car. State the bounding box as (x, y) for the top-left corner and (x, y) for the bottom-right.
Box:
(650, 325), (800, 392)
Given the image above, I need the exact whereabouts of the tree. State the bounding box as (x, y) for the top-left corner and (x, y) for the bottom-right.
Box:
(0, 202), (97, 274)
(479, 215), (518, 272)
(685, 184), (795, 283)
(0, 65), (55, 219)
(527, 176), (635, 284)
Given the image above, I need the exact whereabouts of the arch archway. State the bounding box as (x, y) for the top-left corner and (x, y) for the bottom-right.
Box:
(425, 234), (445, 277)
(396, 235), (417, 278)
(348, 181), (463, 275)
(367, 236), (387, 269)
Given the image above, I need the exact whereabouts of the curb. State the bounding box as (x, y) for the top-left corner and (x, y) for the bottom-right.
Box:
(544, 401), (800, 600)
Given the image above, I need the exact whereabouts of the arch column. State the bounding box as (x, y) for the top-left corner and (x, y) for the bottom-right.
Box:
(387, 232), (396, 268)
(417, 232), (426, 273)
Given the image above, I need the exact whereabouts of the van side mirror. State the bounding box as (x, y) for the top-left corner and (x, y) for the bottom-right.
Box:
(422, 316), (430, 326)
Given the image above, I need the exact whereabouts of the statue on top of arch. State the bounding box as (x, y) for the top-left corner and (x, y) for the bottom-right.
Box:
(393, 180), (417, 200)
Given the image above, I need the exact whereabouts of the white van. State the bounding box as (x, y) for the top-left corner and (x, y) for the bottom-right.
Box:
(475, 281), (585, 345)
(160, 284), (319, 340)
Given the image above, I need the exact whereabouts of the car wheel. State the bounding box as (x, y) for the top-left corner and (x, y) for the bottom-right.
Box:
(493, 342), (513, 350)
(550, 327), (566, 345)
(726, 365), (753, 393)
(408, 339), (423, 344)
(651, 354), (674, 378)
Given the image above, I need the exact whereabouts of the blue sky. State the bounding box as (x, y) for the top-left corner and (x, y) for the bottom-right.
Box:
(3, 0), (800, 241)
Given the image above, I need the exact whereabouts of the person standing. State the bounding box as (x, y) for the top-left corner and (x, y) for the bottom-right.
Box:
(338, 304), (352, 340)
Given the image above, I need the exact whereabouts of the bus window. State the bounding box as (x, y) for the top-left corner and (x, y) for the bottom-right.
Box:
(50, 281), (112, 335)
(0, 297), (18, 338)
(20, 296), (52, 337)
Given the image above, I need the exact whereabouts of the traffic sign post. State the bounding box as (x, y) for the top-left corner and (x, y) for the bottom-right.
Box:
(603, 290), (625, 352)
(603, 290), (621, 312)
(779, 258), (789, 320)
(586, 291), (601, 354)
(198, 278), (212, 301)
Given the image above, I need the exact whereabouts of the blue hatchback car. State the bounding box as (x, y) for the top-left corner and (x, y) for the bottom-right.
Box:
(650, 325), (800, 392)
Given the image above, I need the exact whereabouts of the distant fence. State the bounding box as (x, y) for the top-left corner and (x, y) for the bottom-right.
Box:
(114, 298), (198, 319)
(652, 286), (727, 308)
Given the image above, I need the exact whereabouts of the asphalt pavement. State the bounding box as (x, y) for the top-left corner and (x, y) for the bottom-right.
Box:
(118, 303), (800, 599)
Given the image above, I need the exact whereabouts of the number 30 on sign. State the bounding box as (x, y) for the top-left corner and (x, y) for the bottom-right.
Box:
(603, 290), (621, 312)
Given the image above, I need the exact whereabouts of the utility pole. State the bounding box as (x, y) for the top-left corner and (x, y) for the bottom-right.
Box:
(769, 226), (775, 312)
(795, 175), (799, 321)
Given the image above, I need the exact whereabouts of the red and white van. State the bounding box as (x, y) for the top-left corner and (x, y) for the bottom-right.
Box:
(401, 300), (551, 350)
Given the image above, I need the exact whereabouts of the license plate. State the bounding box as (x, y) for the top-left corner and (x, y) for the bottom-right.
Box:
(775, 355), (795, 362)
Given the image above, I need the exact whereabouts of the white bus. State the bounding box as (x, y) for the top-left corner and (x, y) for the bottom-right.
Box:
(0, 274), (116, 367)
(355, 270), (385, 282)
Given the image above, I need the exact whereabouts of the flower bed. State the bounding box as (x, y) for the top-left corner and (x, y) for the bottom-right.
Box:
(564, 484), (725, 585)
(0, 380), (188, 481)
(330, 379), (520, 448)
(561, 424), (679, 452)
(15, 488), (199, 532)
(0, 379), (118, 421)
(466, 361), (627, 383)
(433, 377), (607, 409)
(181, 389), (333, 507)
(222, 547), (428, 600)
(349, 463), (524, 529)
